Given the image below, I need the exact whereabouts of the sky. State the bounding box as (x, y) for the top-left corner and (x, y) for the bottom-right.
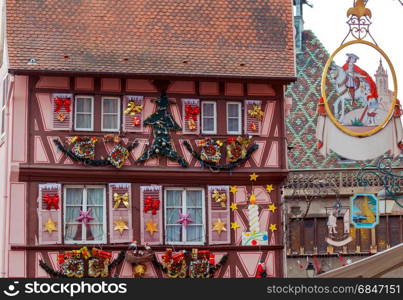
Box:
(303, 0), (403, 99)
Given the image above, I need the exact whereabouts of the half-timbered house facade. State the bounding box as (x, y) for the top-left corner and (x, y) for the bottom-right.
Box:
(0, 0), (295, 278)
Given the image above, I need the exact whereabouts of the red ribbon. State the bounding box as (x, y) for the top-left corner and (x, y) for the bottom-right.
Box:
(144, 195), (160, 215)
(54, 97), (72, 113)
(57, 254), (65, 264)
(43, 193), (60, 210)
(92, 248), (112, 260)
(185, 105), (200, 121)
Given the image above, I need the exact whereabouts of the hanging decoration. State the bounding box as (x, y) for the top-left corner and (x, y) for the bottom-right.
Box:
(230, 202), (238, 211)
(113, 218), (129, 235)
(316, 0), (403, 160)
(40, 248), (125, 278)
(43, 218), (57, 234)
(268, 204), (277, 213)
(183, 140), (258, 171)
(212, 189), (227, 208)
(113, 192), (130, 209)
(123, 95), (144, 132)
(56, 113), (66, 122)
(231, 221), (240, 231)
(53, 139), (138, 168)
(43, 193), (60, 210)
(54, 96), (72, 113)
(212, 218), (227, 235)
(249, 172), (258, 182)
(226, 136), (252, 162)
(143, 195), (160, 215)
(247, 103), (264, 121)
(325, 206), (353, 247)
(124, 100), (143, 116)
(76, 209), (94, 225)
(245, 100), (263, 134)
(145, 221), (158, 235)
(269, 224), (277, 233)
(136, 92), (188, 167)
(177, 212), (193, 228)
(183, 99), (200, 133)
(266, 184), (274, 193)
(351, 193), (379, 229)
(230, 185), (238, 194)
(156, 248), (228, 278)
(125, 242), (154, 278)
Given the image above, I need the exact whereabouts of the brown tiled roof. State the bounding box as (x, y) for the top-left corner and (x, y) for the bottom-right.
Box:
(6, 0), (295, 79)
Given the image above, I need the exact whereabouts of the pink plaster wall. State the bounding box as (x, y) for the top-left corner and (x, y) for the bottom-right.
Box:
(9, 183), (26, 245)
(11, 76), (28, 163)
(36, 93), (52, 131)
(36, 76), (69, 89)
(8, 251), (26, 277)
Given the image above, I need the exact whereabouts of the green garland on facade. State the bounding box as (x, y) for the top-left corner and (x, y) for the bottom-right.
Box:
(183, 141), (258, 171)
(53, 139), (138, 167)
(136, 92), (189, 167)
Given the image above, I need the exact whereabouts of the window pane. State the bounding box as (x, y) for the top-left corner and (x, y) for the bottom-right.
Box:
(103, 115), (118, 130)
(65, 224), (82, 241)
(202, 103), (214, 117)
(203, 118), (214, 132)
(87, 188), (104, 205)
(76, 114), (91, 129)
(103, 98), (118, 113)
(76, 98), (92, 113)
(228, 104), (239, 117)
(186, 190), (202, 207)
(166, 190), (182, 207)
(86, 224), (104, 241)
(65, 207), (82, 223)
(187, 208), (202, 224)
(65, 188), (83, 205)
(166, 225), (182, 242)
(166, 208), (181, 224)
(228, 118), (239, 132)
(186, 225), (203, 242)
(87, 206), (103, 223)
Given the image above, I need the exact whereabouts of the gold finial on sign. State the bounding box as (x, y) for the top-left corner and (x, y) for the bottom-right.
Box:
(347, 0), (372, 19)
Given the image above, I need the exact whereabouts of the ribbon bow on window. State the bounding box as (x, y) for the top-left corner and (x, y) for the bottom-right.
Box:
(212, 190), (227, 208)
(247, 104), (264, 121)
(124, 101), (143, 116)
(143, 195), (160, 215)
(54, 97), (72, 113)
(43, 193), (60, 210)
(185, 105), (200, 121)
(113, 192), (130, 209)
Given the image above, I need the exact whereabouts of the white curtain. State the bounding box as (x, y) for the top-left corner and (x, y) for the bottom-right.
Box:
(166, 190), (182, 242)
(65, 188), (83, 241)
(87, 188), (104, 241)
(186, 190), (203, 242)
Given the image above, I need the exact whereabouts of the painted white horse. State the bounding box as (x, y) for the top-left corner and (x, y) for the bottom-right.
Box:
(329, 65), (372, 122)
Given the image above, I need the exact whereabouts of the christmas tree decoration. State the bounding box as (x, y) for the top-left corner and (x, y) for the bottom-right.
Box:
(113, 192), (130, 209)
(43, 193), (60, 210)
(230, 185), (238, 194)
(54, 139), (138, 168)
(268, 204), (277, 213)
(248, 103), (264, 121)
(145, 221), (158, 235)
(212, 189), (227, 208)
(107, 144), (130, 168)
(44, 218), (57, 234)
(231, 221), (240, 231)
(266, 184), (274, 193)
(230, 202), (238, 211)
(249, 173), (259, 181)
(177, 212), (192, 227)
(226, 136), (252, 162)
(136, 92), (189, 167)
(212, 218), (227, 235)
(269, 224), (277, 232)
(143, 195), (160, 215)
(113, 218), (129, 235)
(183, 140), (258, 171)
(76, 209), (94, 225)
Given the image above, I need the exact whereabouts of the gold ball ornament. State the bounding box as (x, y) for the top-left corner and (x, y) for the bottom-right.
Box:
(133, 264), (147, 278)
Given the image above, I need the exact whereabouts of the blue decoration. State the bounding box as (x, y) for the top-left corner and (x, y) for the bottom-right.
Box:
(350, 193), (379, 229)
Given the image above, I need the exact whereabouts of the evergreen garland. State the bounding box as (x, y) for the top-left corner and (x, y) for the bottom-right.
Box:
(53, 139), (138, 167)
(136, 92), (189, 167)
(183, 141), (258, 171)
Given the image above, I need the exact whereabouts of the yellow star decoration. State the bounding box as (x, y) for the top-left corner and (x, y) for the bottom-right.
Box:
(269, 224), (277, 233)
(113, 218), (129, 235)
(230, 202), (238, 211)
(145, 221), (158, 235)
(230, 185), (238, 194)
(249, 173), (258, 182)
(231, 222), (240, 231)
(44, 218), (57, 234)
(268, 204), (277, 213)
(266, 184), (274, 193)
(212, 219), (227, 235)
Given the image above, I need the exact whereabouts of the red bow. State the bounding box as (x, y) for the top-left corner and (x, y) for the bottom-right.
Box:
(92, 248), (112, 260)
(57, 254), (65, 264)
(144, 195), (160, 215)
(54, 97), (72, 113)
(185, 105), (200, 121)
(43, 193), (60, 210)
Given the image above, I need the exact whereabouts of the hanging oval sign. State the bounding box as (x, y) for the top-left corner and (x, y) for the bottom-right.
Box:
(321, 40), (398, 137)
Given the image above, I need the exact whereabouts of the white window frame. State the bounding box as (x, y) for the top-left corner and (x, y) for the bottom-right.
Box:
(74, 95), (94, 131)
(164, 187), (205, 245)
(201, 101), (217, 134)
(101, 96), (121, 132)
(0, 75), (8, 141)
(63, 185), (107, 244)
(226, 102), (242, 135)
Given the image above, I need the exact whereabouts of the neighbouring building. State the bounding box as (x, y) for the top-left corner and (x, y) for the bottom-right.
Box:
(0, 0), (296, 278)
(284, 2), (403, 278)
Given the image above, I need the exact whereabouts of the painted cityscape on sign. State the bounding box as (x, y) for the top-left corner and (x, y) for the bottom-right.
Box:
(351, 193), (379, 229)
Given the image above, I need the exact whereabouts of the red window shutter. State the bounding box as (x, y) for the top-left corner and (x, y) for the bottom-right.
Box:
(123, 95), (144, 132)
(182, 99), (200, 134)
(140, 186), (163, 245)
(244, 100), (262, 135)
(208, 186), (231, 244)
(38, 184), (62, 244)
(109, 183), (133, 243)
(52, 93), (73, 130)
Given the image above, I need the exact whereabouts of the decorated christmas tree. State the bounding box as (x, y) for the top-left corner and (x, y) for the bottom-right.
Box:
(137, 92), (189, 167)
